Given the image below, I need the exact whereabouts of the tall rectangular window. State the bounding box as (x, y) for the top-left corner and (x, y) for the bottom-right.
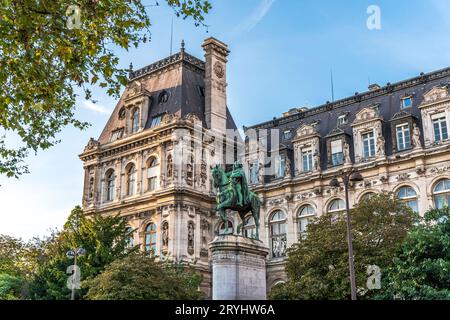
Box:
(302, 149), (313, 172)
(331, 140), (344, 166)
(396, 124), (411, 151)
(362, 131), (375, 158)
(148, 177), (157, 191)
(433, 116), (448, 142)
(274, 155), (285, 178)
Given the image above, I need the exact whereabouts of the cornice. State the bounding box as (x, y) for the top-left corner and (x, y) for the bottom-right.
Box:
(129, 51), (205, 81)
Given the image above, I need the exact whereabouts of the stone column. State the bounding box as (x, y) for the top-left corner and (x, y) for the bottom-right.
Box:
(209, 235), (269, 300)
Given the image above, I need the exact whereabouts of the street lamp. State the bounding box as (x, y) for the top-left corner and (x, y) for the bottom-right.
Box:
(329, 169), (363, 300)
(66, 247), (86, 300)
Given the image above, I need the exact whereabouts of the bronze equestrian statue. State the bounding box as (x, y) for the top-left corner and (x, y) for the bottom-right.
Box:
(211, 162), (261, 239)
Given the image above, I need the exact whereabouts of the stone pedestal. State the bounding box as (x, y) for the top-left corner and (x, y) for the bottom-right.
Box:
(209, 235), (269, 300)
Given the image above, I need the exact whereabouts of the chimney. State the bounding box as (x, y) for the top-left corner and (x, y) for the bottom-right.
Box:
(202, 37), (230, 134)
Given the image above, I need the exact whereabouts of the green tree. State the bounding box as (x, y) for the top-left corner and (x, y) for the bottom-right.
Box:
(269, 193), (415, 300)
(374, 207), (450, 300)
(29, 206), (136, 300)
(0, 234), (46, 299)
(84, 254), (203, 300)
(0, 0), (211, 178)
(0, 273), (26, 300)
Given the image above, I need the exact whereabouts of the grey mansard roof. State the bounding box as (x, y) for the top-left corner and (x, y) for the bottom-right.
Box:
(245, 67), (450, 173)
(97, 49), (237, 144)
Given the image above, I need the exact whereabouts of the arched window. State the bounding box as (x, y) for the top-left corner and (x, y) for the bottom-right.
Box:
(360, 192), (376, 202)
(126, 164), (137, 196)
(396, 186), (419, 213)
(131, 108), (140, 133)
(147, 157), (159, 192)
(298, 205), (315, 238)
(105, 170), (115, 202)
(126, 227), (134, 249)
(270, 211), (287, 258)
(219, 220), (233, 235)
(433, 179), (450, 209)
(328, 199), (346, 221)
(144, 223), (157, 256)
(328, 199), (345, 213)
(243, 215), (256, 239)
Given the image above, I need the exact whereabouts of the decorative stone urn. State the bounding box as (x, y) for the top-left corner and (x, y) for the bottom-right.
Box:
(209, 235), (269, 300)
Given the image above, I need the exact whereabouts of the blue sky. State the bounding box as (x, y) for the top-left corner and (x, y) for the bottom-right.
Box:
(1, 0), (450, 240)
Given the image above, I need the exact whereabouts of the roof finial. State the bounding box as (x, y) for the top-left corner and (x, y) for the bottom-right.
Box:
(181, 39), (185, 52)
(128, 62), (134, 79)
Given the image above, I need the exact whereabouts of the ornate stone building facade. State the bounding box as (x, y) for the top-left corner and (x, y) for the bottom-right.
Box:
(79, 38), (239, 296)
(80, 37), (450, 295)
(244, 69), (450, 289)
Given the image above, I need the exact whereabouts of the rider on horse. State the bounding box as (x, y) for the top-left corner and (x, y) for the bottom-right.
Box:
(229, 161), (249, 207)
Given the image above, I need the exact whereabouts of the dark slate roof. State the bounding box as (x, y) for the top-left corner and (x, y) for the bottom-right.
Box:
(98, 49), (237, 144)
(245, 67), (450, 175)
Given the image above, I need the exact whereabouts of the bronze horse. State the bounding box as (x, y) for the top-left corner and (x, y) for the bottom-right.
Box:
(211, 165), (261, 239)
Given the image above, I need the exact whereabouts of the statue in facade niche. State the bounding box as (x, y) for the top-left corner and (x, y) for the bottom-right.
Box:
(188, 223), (194, 251)
(162, 222), (169, 248)
(377, 128), (385, 155)
(211, 162), (261, 239)
(314, 151), (320, 170)
(167, 155), (173, 178)
(200, 160), (208, 187)
(412, 123), (422, 149)
(200, 219), (209, 249)
(285, 156), (291, 178)
(343, 141), (351, 164)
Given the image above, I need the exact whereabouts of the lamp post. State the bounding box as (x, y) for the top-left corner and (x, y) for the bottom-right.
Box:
(66, 247), (86, 300)
(329, 170), (363, 300)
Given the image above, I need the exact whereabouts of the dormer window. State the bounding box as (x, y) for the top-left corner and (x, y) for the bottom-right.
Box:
(396, 124), (411, 151)
(283, 130), (292, 140)
(274, 155), (285, 178)
(373, 103), (381, 113)
(401, 96), (412, 109)
(331, 139), (344, 166)
(150, 115), (163, 128)
(362, 131), (376, 158)
(131, 108), (140, 133)
(311, 120), (320, 128)
(337, 115), (348, 126)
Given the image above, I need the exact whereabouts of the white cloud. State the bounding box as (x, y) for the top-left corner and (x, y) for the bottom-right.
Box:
(81, 100), (110, 115)
(233, 0), (276, 35)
